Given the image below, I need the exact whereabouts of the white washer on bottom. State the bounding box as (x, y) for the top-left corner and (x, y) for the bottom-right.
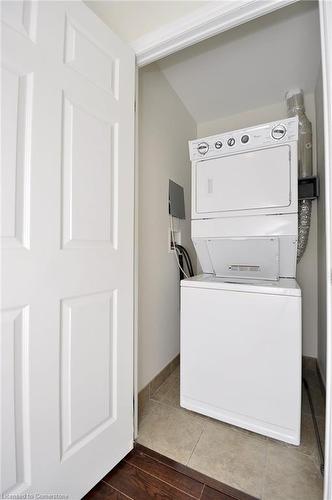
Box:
(180, 274), (302, 445)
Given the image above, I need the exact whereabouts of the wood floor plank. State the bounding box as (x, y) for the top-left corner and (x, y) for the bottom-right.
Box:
(83, 480), (131, 499)
(201, 485), (234, 500)
(103, 461), (194, 499)
(135, 444), (258, 500)
(125, 448), (204, 498)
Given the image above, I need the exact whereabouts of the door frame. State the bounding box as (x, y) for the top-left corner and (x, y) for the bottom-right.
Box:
(133, 3), (332, 499)
(133, 0), (298, 67)
(319, 2), (332, 499)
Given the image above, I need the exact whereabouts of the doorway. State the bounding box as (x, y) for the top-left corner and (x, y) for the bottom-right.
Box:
(136, 2), (327, 499)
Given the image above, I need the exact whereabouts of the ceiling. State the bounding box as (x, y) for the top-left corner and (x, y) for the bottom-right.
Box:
(85, 1), (210, 43)
(157, 1), (321, 123)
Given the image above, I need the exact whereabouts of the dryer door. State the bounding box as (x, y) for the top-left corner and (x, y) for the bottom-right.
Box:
(194, 145), (293, 218)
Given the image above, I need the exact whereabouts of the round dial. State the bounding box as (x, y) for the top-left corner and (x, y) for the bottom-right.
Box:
(197, 142), (209, 155)
(227, 138), (235, 146)
(241, 134), (249, 144)
(215, 141), (222, 149)
(271, 124), (286, 140)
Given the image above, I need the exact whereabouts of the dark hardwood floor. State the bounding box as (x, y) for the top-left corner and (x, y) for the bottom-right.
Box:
(84, 444), (258, 500)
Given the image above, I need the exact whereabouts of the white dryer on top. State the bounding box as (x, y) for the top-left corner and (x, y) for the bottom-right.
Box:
(189, 117), (298, 220)
(188, 117), (299, 281)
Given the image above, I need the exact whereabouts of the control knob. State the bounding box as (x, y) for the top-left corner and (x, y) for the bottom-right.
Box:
(197, 142), (209, 155)
(271, 124), (286, 140)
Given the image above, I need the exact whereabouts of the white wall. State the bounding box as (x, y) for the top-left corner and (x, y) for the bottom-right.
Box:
(197, 95), (318, 358)
(85, 1), (208, 43)
(138, 63), (196, 391)
(315, 68), (327, 382)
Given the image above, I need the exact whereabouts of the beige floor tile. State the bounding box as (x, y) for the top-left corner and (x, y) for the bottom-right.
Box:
(137, 400), (204, 464)
(151, 366), (180, 407)
(302, 386), (311, 415)
(263, 441), (323, 500)
(151, 367), (206, 422)
(268, 414), (317, 458)
(187, 418), (267, 498)
(139, 368), (324, 500)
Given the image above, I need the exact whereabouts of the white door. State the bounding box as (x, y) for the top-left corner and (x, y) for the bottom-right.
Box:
(1, 1), (135, 498)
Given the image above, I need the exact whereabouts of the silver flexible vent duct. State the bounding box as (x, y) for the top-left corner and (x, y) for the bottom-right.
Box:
(286, 89), (313, 262)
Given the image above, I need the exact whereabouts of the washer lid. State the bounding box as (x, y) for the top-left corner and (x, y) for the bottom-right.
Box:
(181, 274), (301, 297)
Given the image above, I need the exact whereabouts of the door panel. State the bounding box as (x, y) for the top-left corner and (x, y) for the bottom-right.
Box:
(1, 65), (33, 249)
(1, 306), (30, 493)
(60, 291), (117, 461)
(1, 0), (38, 42)
(61, 94), (117, 248)
(64, 15), (119, 98)
(1, 1), (135, 498)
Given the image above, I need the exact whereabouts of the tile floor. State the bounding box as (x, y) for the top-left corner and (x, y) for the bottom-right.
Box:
(137, 364), (325, 500)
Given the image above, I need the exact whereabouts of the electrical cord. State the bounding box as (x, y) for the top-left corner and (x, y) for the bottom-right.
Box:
(170, 215), (189, 279)
(175, 246), (191, 279)
(176, 246), (193, 277)
(175, 243), (194, 277)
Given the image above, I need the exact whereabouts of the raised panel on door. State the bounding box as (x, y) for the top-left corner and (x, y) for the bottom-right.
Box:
(61, 94), (119, 249)
(1, 1), (38, 42)
(1, 65), (33, 249)
(60, 291), (117, 461)
(63, 14), (119, 98)
(1, 307), (30, 495)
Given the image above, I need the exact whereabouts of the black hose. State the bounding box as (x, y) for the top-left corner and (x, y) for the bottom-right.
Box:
(175, 246), (190, 279)
(178, 248), (193, 277)
(302, 377), (324, 476)
(178, 252), (184, 280)
(182, 251), (193, 277)
(175, 244), (194, 277)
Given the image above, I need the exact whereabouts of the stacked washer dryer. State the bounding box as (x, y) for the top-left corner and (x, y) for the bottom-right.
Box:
(181, 117), (302, 445)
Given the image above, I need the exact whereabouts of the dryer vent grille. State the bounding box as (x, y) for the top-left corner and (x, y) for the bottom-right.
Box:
(228, 265), (260, 272)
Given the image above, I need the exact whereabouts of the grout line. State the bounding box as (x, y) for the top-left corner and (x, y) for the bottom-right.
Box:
(101, 480), (133, 499)
(187, 427), (204, 467)
(123, 459), (199, 499)
(150, 369), (179, 401)
(147, 394), (203, 424)
(259, 435), (269, 500)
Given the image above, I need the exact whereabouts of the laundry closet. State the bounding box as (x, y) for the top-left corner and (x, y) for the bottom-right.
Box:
(136, 2), (327, 499)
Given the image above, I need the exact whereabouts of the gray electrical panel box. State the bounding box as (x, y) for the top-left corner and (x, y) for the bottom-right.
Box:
(169, 180), (185, 219)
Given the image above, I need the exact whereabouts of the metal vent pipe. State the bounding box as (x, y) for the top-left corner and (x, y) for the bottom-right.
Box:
(285, 89), (313, 262)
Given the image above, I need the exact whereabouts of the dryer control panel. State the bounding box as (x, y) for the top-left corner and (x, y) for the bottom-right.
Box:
(189, 117), (298, 161)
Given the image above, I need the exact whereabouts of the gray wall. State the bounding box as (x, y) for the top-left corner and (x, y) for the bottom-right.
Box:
(138, 64), (196, 391)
